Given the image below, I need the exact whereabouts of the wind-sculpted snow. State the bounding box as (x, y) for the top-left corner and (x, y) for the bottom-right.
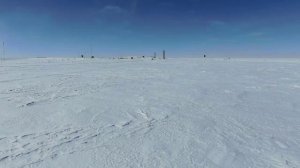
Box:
(0, 58), (299, 168)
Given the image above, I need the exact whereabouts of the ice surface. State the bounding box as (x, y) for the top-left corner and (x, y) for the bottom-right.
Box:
(0, 58), (299, 168)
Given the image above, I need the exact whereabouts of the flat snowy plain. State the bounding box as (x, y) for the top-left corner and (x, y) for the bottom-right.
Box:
(0, 58), (299, 168)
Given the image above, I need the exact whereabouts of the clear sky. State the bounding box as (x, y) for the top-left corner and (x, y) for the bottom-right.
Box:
(0, 0), (300, 58)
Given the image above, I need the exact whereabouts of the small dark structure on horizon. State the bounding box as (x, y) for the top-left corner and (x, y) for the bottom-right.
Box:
(131, 57), (133, 59)
(91, 56), (94, 59)
(81, 54), (84, 58)
(204, 55), (206, 58)
(163, 50), (166, 59)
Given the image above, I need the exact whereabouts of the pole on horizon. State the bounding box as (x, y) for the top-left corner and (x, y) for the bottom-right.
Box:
(90, 43), (93, 58)
(2, 42), (5, 61)
(163, 50), (166, 60)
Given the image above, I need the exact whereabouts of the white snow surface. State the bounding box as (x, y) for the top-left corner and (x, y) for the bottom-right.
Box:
(0, 58), (299, 168)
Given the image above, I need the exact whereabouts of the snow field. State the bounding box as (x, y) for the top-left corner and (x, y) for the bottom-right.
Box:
(0, 58), (299, 168)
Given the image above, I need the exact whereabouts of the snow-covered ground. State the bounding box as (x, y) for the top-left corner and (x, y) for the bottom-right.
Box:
(0, 58), (299, 168)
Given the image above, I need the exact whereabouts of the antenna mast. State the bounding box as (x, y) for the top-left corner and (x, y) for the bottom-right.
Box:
(90, 43), (93, 57)
(1, 42), (4, 61)
(3, 42), (5, 60)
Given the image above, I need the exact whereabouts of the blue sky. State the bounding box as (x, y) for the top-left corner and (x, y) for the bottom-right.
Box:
(0, 0), (300, 58)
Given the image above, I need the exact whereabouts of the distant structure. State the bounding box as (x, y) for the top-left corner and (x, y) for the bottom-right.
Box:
(154, 52), (157, 58)
(91, 56), (94, 59)
(81, 54), (84, 58)
(204, 55), (206, 58)
(163, 50), (166, 59)
(2, 42), (5, 61)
